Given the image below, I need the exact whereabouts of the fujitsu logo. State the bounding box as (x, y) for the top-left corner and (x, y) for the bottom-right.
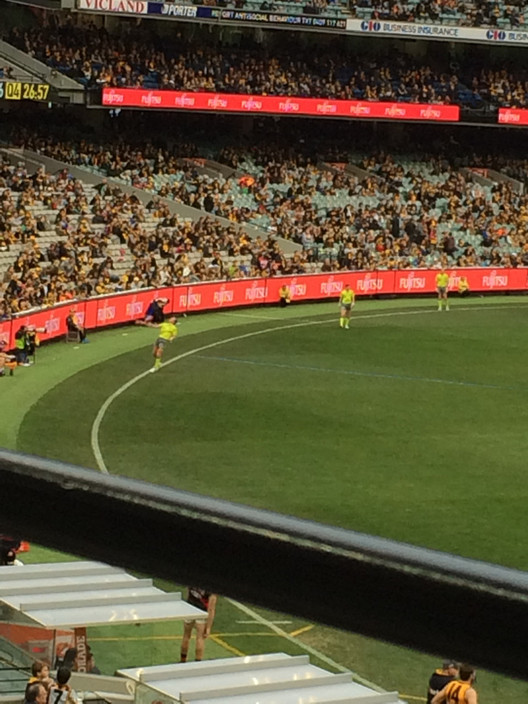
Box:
(320, 278), (343, 294)
(126, 302), (143, 316)
(214, 288), (234, 304)
(141, 92), (161, 106)
(399, 272), (426, 290)
(499, 110), (520, 124)
(207, 95), (228, 109)
(179, 294), (188, 307)
(385, 105), (406, 117)
(349, 103), (371, 116)
(97, 306), (116, 321)
(279, 99), (299, 112)
(104, 89), (124, 105)
(188, 293), (202, 307)
(316, 101), (337, 114)
(420, 107), (441, 119)
(447, 273), (460, 289)
(241, 98), (262, 111)
(174, 93), (195, 107)
(357, 274), (383, 291)
(245, 284), (266, 300)
(289, 279), (307, 296)
(483, 270), (508, 288)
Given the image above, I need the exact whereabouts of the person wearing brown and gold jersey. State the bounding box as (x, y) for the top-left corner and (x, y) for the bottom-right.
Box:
(432, 664), (477, 704)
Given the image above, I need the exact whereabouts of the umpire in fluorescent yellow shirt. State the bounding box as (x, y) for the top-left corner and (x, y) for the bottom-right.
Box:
(150, 316), (178, 372)
(339, 284), (355, 329)
(435, 269), (450, 312)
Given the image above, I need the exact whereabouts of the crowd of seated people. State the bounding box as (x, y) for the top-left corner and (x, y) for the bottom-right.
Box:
(15, 135), (528, 287)
(468, 66), (528, 108)
(6, 22), (479, 106)
(11, 18), (528, 108)
(10, 19), (528, 108)
(0, 155), (297, 317)
(37, 135), (528, 268)
(350, 0), (527, 27)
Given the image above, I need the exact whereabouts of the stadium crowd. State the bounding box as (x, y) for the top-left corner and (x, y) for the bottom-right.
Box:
(349, 0), (527, 27)
(3, 129), (528, 317)
(0, 155), (292, 317)
(9, 18), (528, 108)
(6, 22), (472, 104)
(7, 14), (528, 108)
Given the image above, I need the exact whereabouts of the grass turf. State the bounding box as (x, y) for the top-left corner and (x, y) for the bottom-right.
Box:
(8, 298), (528, 702)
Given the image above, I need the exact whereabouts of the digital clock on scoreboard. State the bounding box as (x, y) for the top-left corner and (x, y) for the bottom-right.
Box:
(0, 82), (50, 102)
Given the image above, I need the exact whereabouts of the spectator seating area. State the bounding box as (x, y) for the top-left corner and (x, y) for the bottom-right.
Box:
(32, 137), (528, 268)
(0, 156), (289, 318)
(3, 136), (528, 317)
(349, 0), (526, 28)
(0, 23), (487, 108)
(9, 18), (528, 108)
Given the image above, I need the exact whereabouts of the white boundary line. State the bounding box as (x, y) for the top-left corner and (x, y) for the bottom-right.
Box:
(91, 302), (528, 473)
(91, 308), (440, 473)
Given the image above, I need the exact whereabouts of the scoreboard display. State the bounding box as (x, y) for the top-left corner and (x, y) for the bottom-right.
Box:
(0, 81), (50, 102)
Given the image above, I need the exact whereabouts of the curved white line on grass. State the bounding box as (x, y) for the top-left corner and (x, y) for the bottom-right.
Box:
(90, 303), (528, 473)
(91, 308), (437, 473)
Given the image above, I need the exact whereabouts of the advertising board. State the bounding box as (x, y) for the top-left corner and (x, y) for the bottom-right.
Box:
(4, 268), (527, 348)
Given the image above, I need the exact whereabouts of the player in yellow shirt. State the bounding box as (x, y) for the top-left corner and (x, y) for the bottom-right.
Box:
(435, 268), (450, 312)
(150, 316), (178, 372)
(339, 284), (355, 329)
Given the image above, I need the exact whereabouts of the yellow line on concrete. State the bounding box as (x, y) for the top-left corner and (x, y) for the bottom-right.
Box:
(89, 636), (182, 642)
(89, 632), (275, 642)
(209, 635), (246, 657)
(289, 625), (314, 637)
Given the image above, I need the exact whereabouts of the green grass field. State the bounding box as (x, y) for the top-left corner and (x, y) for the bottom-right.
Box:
(5, 297), (528, 703)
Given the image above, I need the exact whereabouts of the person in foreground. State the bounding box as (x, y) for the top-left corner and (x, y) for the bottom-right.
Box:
(427, 660), (458, 704)
(180, 587), (217, 662)
(48, 666), (77, 704)
(24, 683), (47, 704)
(431, 663), (477, 704)
(339, 284), (355, 329)
(150, 315), (178, 372)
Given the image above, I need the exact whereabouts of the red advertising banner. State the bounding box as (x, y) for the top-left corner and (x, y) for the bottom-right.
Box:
(498, 108), (528, 125)
(3, 268), (527, 349)
(102, 88), (460, 122)
(183, 279), (269, 311)
(0, 319), (12, 348)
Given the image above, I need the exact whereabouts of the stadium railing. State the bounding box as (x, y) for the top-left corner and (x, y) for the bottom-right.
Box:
(1, 448), (528, 680)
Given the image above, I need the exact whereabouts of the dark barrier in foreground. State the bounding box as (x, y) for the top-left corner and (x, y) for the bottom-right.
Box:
(1, 449), (527, 679)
